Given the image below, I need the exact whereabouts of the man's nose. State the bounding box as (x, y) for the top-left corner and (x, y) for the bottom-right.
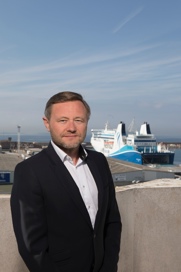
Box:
(67, 120), (76, 131)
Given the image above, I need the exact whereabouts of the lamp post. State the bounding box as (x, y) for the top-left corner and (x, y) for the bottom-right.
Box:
(8, 137), (12, 151)
(17, 125), (21, 154)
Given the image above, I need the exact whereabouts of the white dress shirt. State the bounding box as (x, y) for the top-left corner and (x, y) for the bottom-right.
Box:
(51, 141), (98, 228)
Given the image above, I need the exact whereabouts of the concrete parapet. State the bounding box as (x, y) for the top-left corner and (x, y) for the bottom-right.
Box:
(1, 179), (181, 272)
(117, 179), (181, 272)
(0, 195), (28, 272)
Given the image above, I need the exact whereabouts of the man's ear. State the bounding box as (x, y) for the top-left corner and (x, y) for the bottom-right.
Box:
(42, 117), (50, 131)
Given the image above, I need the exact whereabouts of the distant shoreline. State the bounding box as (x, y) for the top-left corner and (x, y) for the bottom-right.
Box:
(0, 140), (181, 151)
(0, 133), (181, 143)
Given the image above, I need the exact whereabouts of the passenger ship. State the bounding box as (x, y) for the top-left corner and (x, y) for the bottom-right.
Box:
(90, 121), (174, 165)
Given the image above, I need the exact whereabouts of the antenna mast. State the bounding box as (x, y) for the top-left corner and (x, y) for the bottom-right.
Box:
(128, 118), (135, 133)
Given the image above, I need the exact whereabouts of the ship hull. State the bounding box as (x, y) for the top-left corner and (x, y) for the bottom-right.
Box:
(109, 150), (142, 164)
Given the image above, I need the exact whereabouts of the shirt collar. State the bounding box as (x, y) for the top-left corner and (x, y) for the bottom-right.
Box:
(51, 140), (87, 162)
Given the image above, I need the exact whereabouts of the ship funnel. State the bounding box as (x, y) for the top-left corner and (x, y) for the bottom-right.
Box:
(119, 121), (126, 136)
(140, 122), (152, 135)
(113, 122), (126, 150)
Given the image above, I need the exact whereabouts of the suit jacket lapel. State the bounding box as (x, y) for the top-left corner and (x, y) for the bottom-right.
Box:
(45, 143), (93, 228)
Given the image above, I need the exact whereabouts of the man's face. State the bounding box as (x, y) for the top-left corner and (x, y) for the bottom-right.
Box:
(43, 101), (88, 151)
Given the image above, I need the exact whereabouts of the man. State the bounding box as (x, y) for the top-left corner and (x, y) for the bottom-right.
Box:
(11, 91), (121, 272)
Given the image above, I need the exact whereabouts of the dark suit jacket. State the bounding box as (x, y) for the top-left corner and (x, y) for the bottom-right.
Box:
(10, 143), (121, 272)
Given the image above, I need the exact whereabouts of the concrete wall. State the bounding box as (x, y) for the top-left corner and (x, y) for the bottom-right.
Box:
(117, 179), (181, 272)
(0, 195), (29, 272)
(1, 179), (181, 272)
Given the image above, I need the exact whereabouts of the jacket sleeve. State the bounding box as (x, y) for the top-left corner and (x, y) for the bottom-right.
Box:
(10, 162), (59, 272)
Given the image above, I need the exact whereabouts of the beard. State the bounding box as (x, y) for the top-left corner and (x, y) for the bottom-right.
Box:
(51, 133), (86, 151)
(57, 141), (80, 149)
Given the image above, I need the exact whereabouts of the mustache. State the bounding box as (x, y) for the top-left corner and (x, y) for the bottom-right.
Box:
(63, 132), (79, 136)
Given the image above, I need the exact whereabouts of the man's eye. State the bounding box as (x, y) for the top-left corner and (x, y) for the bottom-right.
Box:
(75, 119), (83, 123)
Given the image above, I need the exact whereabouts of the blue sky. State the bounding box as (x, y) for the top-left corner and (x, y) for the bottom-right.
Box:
(0, 0), (181, 139)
